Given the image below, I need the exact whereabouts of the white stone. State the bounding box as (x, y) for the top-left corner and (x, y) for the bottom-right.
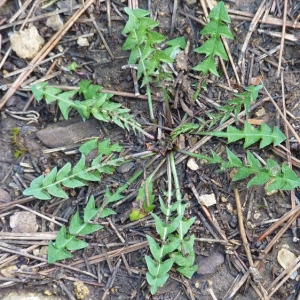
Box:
(187, 157), (199, 170)
(10, 26), (44, 60)
(198, 193), (216, 207)
(277, 248), (298, 279)
(77, 36), (89, 47)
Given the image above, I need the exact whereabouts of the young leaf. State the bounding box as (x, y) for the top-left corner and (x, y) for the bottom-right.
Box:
(66, 238), (89, 251)
(193, 1), (234, 76)
(31, 81), (144, 135)
(79, 139), (98, 156)
(180, 217), (196, 237)
(152, 213), (182, 238)
(23, 154), (126, 200)
(180, 148), (300, 192)
(83, 195), (99, 222)
(146, 235), (162, 262)
(48, 241), (73, 263)
(170, 250), (196, 267)
(177, 265), (198, 279)
(69, 212), (102, 235)
(48, 195), (110, 263)
(203, 121), (286, 148)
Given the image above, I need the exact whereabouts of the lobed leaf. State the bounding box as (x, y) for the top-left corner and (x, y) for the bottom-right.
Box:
(170, 250), (196, 267)
(177, 265), (198, 279)
(183, 148), (300, 192)
(23, 154), (126, 200)
(205, 121), (286, 148)
(48, 241), (73, 263)
(193, 1), (234, 76)
(207, 1), (231, 23)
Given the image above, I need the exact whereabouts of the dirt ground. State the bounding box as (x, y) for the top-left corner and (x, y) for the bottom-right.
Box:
(1, 0), (300, 299)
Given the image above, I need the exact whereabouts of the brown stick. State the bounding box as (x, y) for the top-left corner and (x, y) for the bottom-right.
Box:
(234, 188), (254, 267)
(256, 204), (300, 242)
(277, 0), (288, 77)
(262, 83), (300, 145)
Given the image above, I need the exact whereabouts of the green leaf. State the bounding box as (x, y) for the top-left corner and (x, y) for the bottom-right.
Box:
(79, 139), (98, 156)
(146, 272), (169, 295)
(31, 82), (48, 101)
(69, 212), (83, 235)
(145, 255), (159, 277)
(195, 36), (228, 60)
(152, 213), (182, 239)
(158, 258), (174, 276)
(48, 241), (73, 263)
(55, 226), (72, 249)
(66, 238), (89, 251)
(67, 61), (78, 71)
(208, 1), (231, 23)
(193, 55), (219, 76)
(147, 235), (162, 262)
(69, 212), (103, 235)
(122, 8), (150, 34)
(98, 139), (123, 155)
(47, 183), (68, 198)
(78, 80), (103, 100)
(180, 217), (196, 236)
(164, 37), (186, 59)
(129, 208), (147, 221)
(177, 265), (198, 279)
(246, 171), (271, 187)
(99, 208), (116, 218)
(205, 122), (286, 148)
(201, 20), (233, 39)
(181, 235), (195, 253)
(23, 175), (51, 200)
(170, 250), (196, 267)
(162, 238), (181, 256)
(84, 195), (99, 222)
(105, 187), (124, 204)
(226, 148), (243, 167)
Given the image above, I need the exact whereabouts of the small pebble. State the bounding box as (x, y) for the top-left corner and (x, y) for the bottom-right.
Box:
(117, 162), (135, 173)
(0, 188), (11, 202)
(197, 250), (224, 275)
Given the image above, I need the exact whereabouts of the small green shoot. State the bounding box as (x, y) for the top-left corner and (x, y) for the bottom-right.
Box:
(23, 139), (126, 200)
(129, 159), (166, 221)
(48, 194), (115, 263)
(214, 85), (263, 125)
(203, 121), (286, 148)
(67, 61), (78, 71)
(30, 80), (151, 137)
(145, 152), (197, 294)
(122, 8), (173, 121)
(10, 127), (27, 158)
(171, 85), (263, 140)
(178, 148), (300, 192)
(193, 1), (234, 76)
(130, 176), (155, 221)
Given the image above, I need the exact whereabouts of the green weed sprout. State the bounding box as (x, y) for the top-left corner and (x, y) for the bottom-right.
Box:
(145, 152), (197, 294)
(23, 139), (125, 200)
(48, 194), (116, 263)
(30, 80), (153, 139)
(122, 8), (173, 122)
(193, 1), (234, 76)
